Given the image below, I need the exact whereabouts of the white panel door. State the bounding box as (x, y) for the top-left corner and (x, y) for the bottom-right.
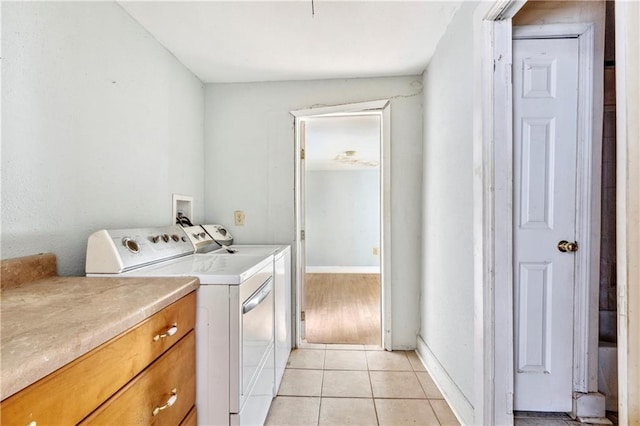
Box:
(299, 119), (307, 341)
(513, 37), (579, 412)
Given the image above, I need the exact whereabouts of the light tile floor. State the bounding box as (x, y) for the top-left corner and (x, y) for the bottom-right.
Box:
(265, 344), (460, 426)
(513, 412), (585, 426)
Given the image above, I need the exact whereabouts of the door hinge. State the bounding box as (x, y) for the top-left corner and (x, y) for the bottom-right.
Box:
(300, 148), (305, 160)
(301, 311), (306, 321)
(301, 230), (305, 240)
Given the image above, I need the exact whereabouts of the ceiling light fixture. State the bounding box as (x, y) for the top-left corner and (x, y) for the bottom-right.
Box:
(333, 150), (379, 168)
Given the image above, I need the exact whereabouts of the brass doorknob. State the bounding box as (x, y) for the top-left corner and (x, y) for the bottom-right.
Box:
(558, 240), (578, 252)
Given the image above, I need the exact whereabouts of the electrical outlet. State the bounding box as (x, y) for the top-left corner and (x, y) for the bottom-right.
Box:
(234, 210), (245, 226)
(373, 247), (379, 255)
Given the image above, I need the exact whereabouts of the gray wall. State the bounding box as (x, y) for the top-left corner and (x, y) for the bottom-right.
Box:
(1, 2), (205, 275)
(306, 170), (380, 269)
(204, 77), (423, 348)
(420, 0), (476, 409)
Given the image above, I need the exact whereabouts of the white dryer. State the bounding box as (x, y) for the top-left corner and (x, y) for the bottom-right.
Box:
(207, 243), (292, 396)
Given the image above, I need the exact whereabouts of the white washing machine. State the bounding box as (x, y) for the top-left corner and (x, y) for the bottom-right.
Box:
(85, 225), (275, 426)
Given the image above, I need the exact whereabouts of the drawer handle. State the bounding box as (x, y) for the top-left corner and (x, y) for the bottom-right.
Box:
(153, 324), (178, 341)
(152, 388), (178, 416)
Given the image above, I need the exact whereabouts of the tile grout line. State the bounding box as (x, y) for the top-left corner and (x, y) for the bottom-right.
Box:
(316, 348), (326, 426)
(316, 395), (322, 426)
(411, 349), (444, 425)
(367, 350), (381, 425)
(427, 399), (444, 425)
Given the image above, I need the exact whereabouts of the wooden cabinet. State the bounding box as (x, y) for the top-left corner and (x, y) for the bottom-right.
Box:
(0, 291), (196, 425)
(180, 406), (197, 426)
(81, 331), (196, 425)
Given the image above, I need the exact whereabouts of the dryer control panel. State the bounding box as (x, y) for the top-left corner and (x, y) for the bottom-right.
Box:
(202, 224), (234, 246)
(181, 225), (216, 252)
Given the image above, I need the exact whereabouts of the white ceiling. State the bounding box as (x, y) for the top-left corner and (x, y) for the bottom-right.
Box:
(119, 1), (462, 83)
(305, 115), (380, 171)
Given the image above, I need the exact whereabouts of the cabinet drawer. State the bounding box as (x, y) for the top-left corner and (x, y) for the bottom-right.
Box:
(81, 331), (196, 425)
(0, 292), (196, 425)
(180, 405), (197, 426)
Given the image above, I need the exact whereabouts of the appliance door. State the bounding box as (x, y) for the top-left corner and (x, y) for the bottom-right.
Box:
(274, 247), (292, 395)
(241, 277), (274, 401)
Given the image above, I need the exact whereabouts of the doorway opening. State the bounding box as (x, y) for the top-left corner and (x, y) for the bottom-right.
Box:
(477, 0), (637, 423)
(511, 33), (582, 413)
(304, 115), (381, 345)
(510, 12), (605, 422)
(476, 2), (602, 423)
(292, 100), (392, 350)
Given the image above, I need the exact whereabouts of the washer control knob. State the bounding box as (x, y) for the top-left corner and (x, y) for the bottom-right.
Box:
(150, 235), (160, 244)
(162, 234), (169, 242)
(122, 238), (140, 253)
(219, 228), (227, 236)
(171, 234), (180, 242)
(181, 236), (187, 242)
(199, 232), (207, 239)
(193, 233), (200, 240)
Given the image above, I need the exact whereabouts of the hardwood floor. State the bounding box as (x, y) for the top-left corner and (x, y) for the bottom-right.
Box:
(305, 273), (380, 345)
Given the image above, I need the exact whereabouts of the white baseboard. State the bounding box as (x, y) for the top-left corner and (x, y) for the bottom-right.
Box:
(305, 266), (381, 274)
(416, 335), (474, 425)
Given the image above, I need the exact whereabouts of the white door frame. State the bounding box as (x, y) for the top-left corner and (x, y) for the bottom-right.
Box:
(476, 2), (602, 423)
(614, 1), (640, 423)
(291, 99), (392, 350)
